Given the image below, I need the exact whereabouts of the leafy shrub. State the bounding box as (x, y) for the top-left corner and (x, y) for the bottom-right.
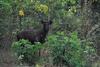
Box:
(34, 1), (48, 15)
(12, 39), (43, 65)
(47, 32), (95, 67)
(12, 32), (96, 67)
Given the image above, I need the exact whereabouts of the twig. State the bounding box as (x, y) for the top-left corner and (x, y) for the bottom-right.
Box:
(86, 23), (100, 38)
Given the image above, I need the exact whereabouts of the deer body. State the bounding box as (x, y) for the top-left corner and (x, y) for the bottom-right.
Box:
(17, 20), (52, 44)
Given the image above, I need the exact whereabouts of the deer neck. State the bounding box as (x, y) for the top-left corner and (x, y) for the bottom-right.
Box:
(41, 26), (49, 38)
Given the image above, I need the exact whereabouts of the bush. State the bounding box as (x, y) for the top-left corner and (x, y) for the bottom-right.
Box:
(12, 32), (96, 67)
(12, 39), (43, 65)
(47, 32), (95, 67)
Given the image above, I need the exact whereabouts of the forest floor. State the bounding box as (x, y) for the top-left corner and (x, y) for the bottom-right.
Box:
(0, 36), (32, 67)
(0, 46), (32, 67)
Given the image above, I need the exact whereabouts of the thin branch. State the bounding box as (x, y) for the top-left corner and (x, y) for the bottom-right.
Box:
(86, 23), (100, 38)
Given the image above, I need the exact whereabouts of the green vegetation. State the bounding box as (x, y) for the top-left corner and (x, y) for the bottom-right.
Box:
(12, 39), (43, 65)
(0, 0), (100, 67)
(47, 32), (95, 67)
(12, 32), (96, 67)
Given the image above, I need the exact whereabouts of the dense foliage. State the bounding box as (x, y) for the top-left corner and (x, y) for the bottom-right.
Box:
(12, 32), (96, 67)
(0, 0), (100, 67)
(0, 0), (79, 35)
(47, 32), (96, 67)
(12, 39), (43, 65)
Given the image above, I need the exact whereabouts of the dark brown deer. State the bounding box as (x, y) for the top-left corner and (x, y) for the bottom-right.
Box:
(16, 20), (53, 66)
(17, 20), (53, 44)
